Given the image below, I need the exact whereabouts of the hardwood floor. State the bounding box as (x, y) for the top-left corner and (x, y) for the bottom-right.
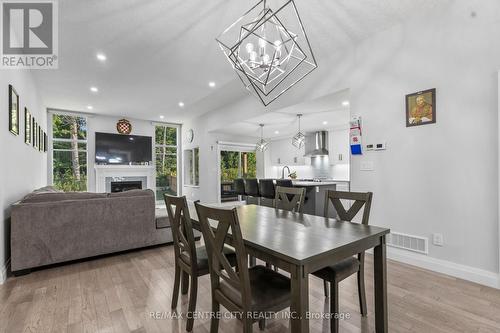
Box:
(1, 244), (500, 333)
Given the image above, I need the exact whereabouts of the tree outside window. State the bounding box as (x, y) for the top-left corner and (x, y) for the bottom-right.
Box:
(52, 114), (87, 191)
(155, 125), (178, 200)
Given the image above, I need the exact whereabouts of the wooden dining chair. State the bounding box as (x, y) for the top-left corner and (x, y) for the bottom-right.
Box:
(164, 194), (237, 332)
(312, 190), (373, 333)
(194, 202), (292, 333)
(274, 186), (306, 213)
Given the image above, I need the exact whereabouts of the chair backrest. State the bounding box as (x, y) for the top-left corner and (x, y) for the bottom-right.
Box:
(164, 194), (197, 272)
(194, 202), (252, 310)
(233, 178), (246, 196)
(275, 186), (306, 213)
(324, 190), (373, 225)
(258, 179), (275, 199)
(276, 179), (293, 187)
(245, 179), (260, 197)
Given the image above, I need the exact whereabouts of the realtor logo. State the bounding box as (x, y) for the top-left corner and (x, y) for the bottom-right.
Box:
(1, 0), (58, 69)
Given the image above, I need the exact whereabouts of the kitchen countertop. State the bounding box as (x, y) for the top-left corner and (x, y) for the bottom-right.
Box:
(291, 180), (350, 187)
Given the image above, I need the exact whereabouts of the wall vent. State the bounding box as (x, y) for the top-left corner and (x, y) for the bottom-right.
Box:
(387, 232), (428, 255)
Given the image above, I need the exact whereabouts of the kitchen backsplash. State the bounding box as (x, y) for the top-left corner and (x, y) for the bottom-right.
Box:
(270, 158), (349, 180)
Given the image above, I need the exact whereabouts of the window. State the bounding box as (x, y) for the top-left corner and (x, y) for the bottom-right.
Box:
(220, 149), (257, 202)
(155, 125), (179, 200)
(184, 147), (199, 186)
(51, 114), (88, 191)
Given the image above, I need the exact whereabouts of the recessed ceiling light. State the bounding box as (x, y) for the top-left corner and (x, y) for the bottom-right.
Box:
(96, 53), (107, 61)
(322, 121), (328, 125)
(274, 130), (280, 134)
(178, 101), (185, 107)
(208, 81), (216, 88)
(90, 86), (99, 93)
(159, 115), (165, 119)
(342, 100), (350, 106)
(87, 105), (93, 110)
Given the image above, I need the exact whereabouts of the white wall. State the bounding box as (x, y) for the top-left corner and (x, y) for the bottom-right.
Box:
(84, 115), (157, 192)
(0, 71), (46, 283)
(186, 0), (500, 284)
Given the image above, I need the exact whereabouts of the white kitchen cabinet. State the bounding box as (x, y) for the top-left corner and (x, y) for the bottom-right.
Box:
(329, 129), (350, 165)
(269, 138), (306, 166)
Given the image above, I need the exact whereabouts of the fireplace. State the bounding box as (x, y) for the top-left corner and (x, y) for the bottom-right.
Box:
(95, 166), (153, 193)
(111, 181), (142, 193)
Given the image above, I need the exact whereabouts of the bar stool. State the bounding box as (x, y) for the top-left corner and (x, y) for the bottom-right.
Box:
(233, 178), (246, 202)
(245, 179), (260, 205)
(258, 179), (275, 208)
(276, 179), (293, 187)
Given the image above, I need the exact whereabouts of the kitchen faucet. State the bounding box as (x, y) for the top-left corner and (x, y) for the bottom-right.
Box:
(281, 166), (291, 179)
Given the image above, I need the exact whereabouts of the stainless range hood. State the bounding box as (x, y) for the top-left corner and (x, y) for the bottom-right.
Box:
(304, 131), (329, 156)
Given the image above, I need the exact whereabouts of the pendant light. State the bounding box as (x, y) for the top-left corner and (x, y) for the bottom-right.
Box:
(256, 124), (270, 152)
(292, 114), (305, 148)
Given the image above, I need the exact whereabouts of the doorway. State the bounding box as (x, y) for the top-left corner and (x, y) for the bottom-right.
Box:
(220, 150), (257, 202)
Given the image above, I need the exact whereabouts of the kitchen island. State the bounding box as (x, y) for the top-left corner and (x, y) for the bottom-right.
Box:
(290, 180), (350, 217)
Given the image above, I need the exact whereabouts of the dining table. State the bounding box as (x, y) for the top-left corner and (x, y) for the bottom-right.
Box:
(188, 203), (390, 333)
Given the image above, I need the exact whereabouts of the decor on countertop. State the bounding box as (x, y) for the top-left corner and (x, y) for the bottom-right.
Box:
(25, 108), (31, 145)
(292, 114), (305, 148)
(350, 116), (362, 155)
(256, 124), (269, 152)
(9, 85), (19, 135)
(216, 0), (317, 106)
(116, 118), (132, 134)
(406, 88), (436, 127)
(289, 171), (297, 179)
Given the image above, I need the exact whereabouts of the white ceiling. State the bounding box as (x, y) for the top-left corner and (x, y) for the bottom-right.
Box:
(32, 0), (444, 123)
(212, 89), (350, 139)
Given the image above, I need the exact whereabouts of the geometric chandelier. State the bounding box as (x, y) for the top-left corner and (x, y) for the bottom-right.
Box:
(216, 0), (318, 106)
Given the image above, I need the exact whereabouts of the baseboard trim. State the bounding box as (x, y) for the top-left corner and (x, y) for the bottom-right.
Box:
(0, 258), (10, 285)
(383, 247), (499, 289)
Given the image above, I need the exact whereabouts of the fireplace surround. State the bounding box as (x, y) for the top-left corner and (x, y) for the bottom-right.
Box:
(95, 165), (155, 193)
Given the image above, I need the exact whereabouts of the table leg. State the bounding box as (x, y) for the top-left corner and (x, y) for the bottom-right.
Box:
(374, 235), (388, 333)
(290, 264), (309, 333)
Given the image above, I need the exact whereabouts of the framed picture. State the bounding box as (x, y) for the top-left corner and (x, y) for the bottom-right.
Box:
(9, 85), (19, 135)
(25, 108), (31, 145)
(38, 126), (42, 151)
(43, 132), (47, 152)
(34, 121), (38, 149)
(32, 117), (36, 147)
(406, 88), (436, 127)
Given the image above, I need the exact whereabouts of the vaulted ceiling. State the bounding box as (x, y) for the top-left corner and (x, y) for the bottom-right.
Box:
(32, 0), (445, 123)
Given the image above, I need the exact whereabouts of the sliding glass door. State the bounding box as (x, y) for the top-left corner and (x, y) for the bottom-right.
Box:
(220, 150), (256, 202)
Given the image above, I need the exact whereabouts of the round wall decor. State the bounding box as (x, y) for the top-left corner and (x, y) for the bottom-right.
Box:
(186, 129), (194, 143)
(116, 119), (132, 134)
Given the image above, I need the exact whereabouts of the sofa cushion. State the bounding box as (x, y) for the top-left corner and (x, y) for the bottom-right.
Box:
(22, 186), (62, 201)
(21, 192), (108, 204)
(155, 208), (171, 228)
(109, 189), (154, 198)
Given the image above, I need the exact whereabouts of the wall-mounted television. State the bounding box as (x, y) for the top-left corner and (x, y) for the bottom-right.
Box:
(95, 132), (152, 165)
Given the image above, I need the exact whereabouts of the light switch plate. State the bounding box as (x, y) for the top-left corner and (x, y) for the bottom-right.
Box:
(432, 233), (444, 246)
(360, 161), (374, 171)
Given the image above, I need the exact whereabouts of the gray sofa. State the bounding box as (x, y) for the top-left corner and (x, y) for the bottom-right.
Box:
(11, 186), (173, 273)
